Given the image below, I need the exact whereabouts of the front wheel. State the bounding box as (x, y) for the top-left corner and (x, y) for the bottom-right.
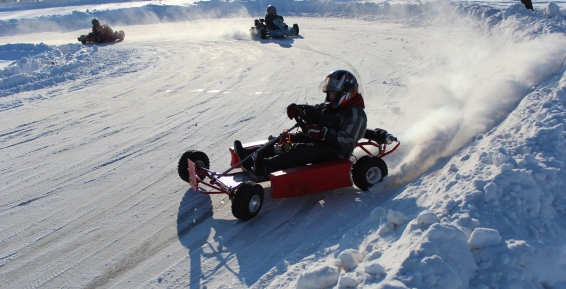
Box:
(178, 150), (210, 183)
(352, 156), (388, 191)
(293, 24), (299, 35)
(260, 27), (267, 39)
(231, 181), (264, 221)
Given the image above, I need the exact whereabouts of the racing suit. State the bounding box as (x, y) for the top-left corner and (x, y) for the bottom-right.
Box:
(265, 13), (284, 31)
(92, 24), (115, 43)
(261, 99), (367, 174)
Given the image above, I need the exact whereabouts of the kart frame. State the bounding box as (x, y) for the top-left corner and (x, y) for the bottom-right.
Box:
(179, 123), (400, 221)
(185, 128), (400, 198)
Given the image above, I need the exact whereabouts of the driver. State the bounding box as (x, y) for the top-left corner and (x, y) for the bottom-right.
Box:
(264, 5), (283, 31)
(91, 18), (114, 43)
(234, 70), (368, 178)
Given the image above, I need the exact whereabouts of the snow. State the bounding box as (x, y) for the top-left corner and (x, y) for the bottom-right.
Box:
(1, 0), (566, 288)
(297, 265), (340, 289)
(468, 227), (502, 249)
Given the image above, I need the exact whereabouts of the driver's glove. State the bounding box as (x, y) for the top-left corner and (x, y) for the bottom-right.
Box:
(306, 125), (327, 141)
(286, 103), (301, 120)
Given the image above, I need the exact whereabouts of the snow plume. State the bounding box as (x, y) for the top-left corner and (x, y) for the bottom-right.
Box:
(394, 21), (566, 182)
(222, 28), (253, 41)
(333, 69), (566, 288)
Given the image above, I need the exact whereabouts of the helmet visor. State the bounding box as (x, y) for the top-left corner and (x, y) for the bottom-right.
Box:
(326, 91), (338, 102)
(319, 74), (346, 93)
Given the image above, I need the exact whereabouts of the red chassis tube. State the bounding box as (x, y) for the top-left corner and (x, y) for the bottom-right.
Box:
(186, 137), (400, 199)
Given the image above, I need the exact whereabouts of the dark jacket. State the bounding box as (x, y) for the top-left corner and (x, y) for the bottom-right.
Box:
(262, 99), (367, 173)
(303, 102), (367, 157)
(265, 14), (283, 30)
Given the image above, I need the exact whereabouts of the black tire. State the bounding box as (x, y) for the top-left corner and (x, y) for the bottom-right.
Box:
(231, 181), (264, 221)
(352, 156), (388, 191)
(260, 27), (267, 39)
(293, 24), (299, 35)
(178, 150), (210, 183)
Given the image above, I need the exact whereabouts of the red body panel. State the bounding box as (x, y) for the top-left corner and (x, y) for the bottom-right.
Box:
(229, 148), (239, 167)
(269, 159), (353, 198)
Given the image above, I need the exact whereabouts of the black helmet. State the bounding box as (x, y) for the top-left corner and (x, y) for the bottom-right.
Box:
(267, 5), (277, 15)
(319, 70), (360, 109)
(91, 18), (100, 26)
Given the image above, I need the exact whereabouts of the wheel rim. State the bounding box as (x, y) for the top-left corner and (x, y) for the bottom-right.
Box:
(366, 167), (383, 184)
(193, 160), (205, 168)
(193, 160), (207, 179)
(248, 194), (261, 213)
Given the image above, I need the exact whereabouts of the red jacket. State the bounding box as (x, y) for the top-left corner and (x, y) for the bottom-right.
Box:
(92, 24), (114, 42)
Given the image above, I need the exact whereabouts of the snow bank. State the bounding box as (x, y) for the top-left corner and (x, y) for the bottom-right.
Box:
(296, 264), (340, 289)
(0, 42), (152, 108)
(0, 43), (94, 97)
(333, 64), (566, 288)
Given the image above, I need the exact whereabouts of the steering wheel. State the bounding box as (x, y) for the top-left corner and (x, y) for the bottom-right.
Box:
(276, 109), (311, 152)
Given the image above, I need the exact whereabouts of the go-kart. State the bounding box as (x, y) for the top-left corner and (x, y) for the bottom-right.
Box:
(78, 30), (125, 44)
(250, 18), (299, 39)
(178, 116), (400, 222)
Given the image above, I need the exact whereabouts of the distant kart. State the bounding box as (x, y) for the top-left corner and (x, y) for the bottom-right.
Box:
(250, 18), (299, 39)
(178, 115), (400, 222)
(78, 30), (125, 44)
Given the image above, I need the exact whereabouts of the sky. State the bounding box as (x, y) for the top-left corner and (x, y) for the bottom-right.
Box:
(1, 0), (566, 288)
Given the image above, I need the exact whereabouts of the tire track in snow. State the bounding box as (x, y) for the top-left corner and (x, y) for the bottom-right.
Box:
(82, 189), (214, 289)
(1, 159), (184, 288)
(0, 37), (262, 283)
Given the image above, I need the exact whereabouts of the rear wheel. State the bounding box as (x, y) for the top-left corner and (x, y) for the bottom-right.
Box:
(293, 24), (299, 35)
(231, 181), (264, 221)
(352, 156), (388, 191)
(178, 150), (210, 183)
